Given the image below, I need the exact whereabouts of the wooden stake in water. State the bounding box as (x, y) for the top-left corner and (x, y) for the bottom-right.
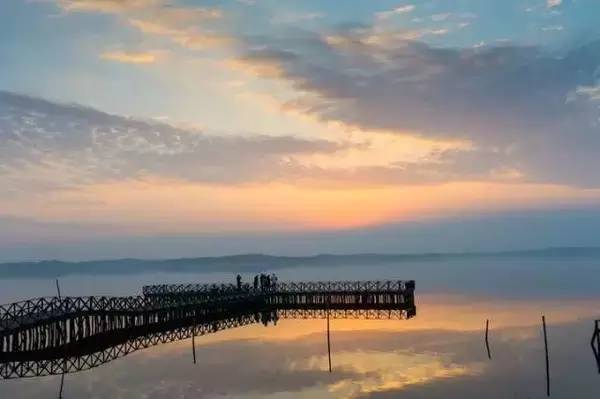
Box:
(542, 315), (550, 397)
(327, 296), (332, 373)
(485, 319), (492, 360)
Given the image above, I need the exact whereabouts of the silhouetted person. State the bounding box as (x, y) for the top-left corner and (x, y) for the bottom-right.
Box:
(236, 274), (242, 290)
(253, 275), (259, 290)
(271, 273), (277, 289)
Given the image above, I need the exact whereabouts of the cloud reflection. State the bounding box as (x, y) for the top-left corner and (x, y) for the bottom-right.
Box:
(2, 294), (600, 398)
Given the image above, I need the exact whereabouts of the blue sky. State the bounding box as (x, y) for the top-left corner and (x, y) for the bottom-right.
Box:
(1, 0), (600, 260)
(3, 0), (599, 118)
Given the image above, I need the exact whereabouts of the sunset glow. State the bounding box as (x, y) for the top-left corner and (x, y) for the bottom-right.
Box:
(2, 0), (600, 259)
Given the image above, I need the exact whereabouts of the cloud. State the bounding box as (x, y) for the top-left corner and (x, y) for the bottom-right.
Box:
(575, 84), (600, 100)
(0, 91), (542, 206)
(376, 5), (415, 20)
(542, 25), (564, 31)
(127, 17), (231, 49)
(58, 0), (230, 50)
(28, 1), (600, 190)
(0, 91), (347, 196)
(234, 28), (600, 186)
(100, 50), (160, 64)
(547, 0), (562, 7)
(272, 12), (324, 25)
(431, 13), (451, 22)
(58, 0), (159, 14)
(429, 28), (449, 35)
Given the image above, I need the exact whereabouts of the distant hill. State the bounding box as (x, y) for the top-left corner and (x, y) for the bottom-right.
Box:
(1, 247), (600, 278)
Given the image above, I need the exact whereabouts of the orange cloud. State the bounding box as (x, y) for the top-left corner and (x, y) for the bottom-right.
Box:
(127, 18), (230, 49)
(227, 57), (286, 78)
(59, 0), (160, 14)
(60, 0), (229, 50)
(101, 50), (160, 64)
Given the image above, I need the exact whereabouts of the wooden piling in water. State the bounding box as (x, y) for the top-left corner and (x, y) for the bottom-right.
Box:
(485, 319), (491, 360)
(542, 315), (550, 397)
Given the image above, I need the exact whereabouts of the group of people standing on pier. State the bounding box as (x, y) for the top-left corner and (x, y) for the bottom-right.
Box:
(236, 273), (278, 291)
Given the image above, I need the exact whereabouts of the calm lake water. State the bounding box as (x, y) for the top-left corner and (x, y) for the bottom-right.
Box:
(1, 256), (600, 398)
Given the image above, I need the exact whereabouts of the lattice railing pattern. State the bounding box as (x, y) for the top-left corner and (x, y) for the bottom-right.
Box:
(143, 283), (246, 296)
(1, 280), (415, 332)
(0, 292), (266, 332)
(142, 280), (415, 296)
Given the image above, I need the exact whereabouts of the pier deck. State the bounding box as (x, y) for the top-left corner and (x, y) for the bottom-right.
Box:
(0, 280), (416, 379)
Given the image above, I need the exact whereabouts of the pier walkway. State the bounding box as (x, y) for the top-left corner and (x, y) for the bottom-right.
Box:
(0, 280), (416, 379)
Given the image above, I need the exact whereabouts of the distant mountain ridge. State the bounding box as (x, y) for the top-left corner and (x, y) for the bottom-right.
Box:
(1, 247), (600, 278)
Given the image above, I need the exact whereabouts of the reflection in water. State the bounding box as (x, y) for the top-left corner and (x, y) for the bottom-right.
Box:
(2, 273), (600, 398)
(592, 320), (600, 374)
(542, 315), (550, 397)
(0, 308), (415, 379)
(1, 305), (600, 398)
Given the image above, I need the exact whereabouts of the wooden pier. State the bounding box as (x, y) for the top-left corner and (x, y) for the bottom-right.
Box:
(0, 280), (416, 379)
(143, 280), (415, 308)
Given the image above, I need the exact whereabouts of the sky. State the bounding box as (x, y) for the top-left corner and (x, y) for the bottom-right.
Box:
(1, 0), (600, 261)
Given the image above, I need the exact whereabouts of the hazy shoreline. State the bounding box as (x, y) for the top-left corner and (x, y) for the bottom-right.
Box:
(2, 246), (599, 279)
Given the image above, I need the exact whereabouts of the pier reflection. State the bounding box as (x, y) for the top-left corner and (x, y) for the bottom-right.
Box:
(592, 320), (600, 374)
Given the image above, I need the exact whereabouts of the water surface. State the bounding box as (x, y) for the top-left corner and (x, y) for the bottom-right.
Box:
(1, 256), (599, 398)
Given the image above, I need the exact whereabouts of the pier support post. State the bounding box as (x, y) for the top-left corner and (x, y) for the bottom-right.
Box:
(485, 319), (491, 360)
